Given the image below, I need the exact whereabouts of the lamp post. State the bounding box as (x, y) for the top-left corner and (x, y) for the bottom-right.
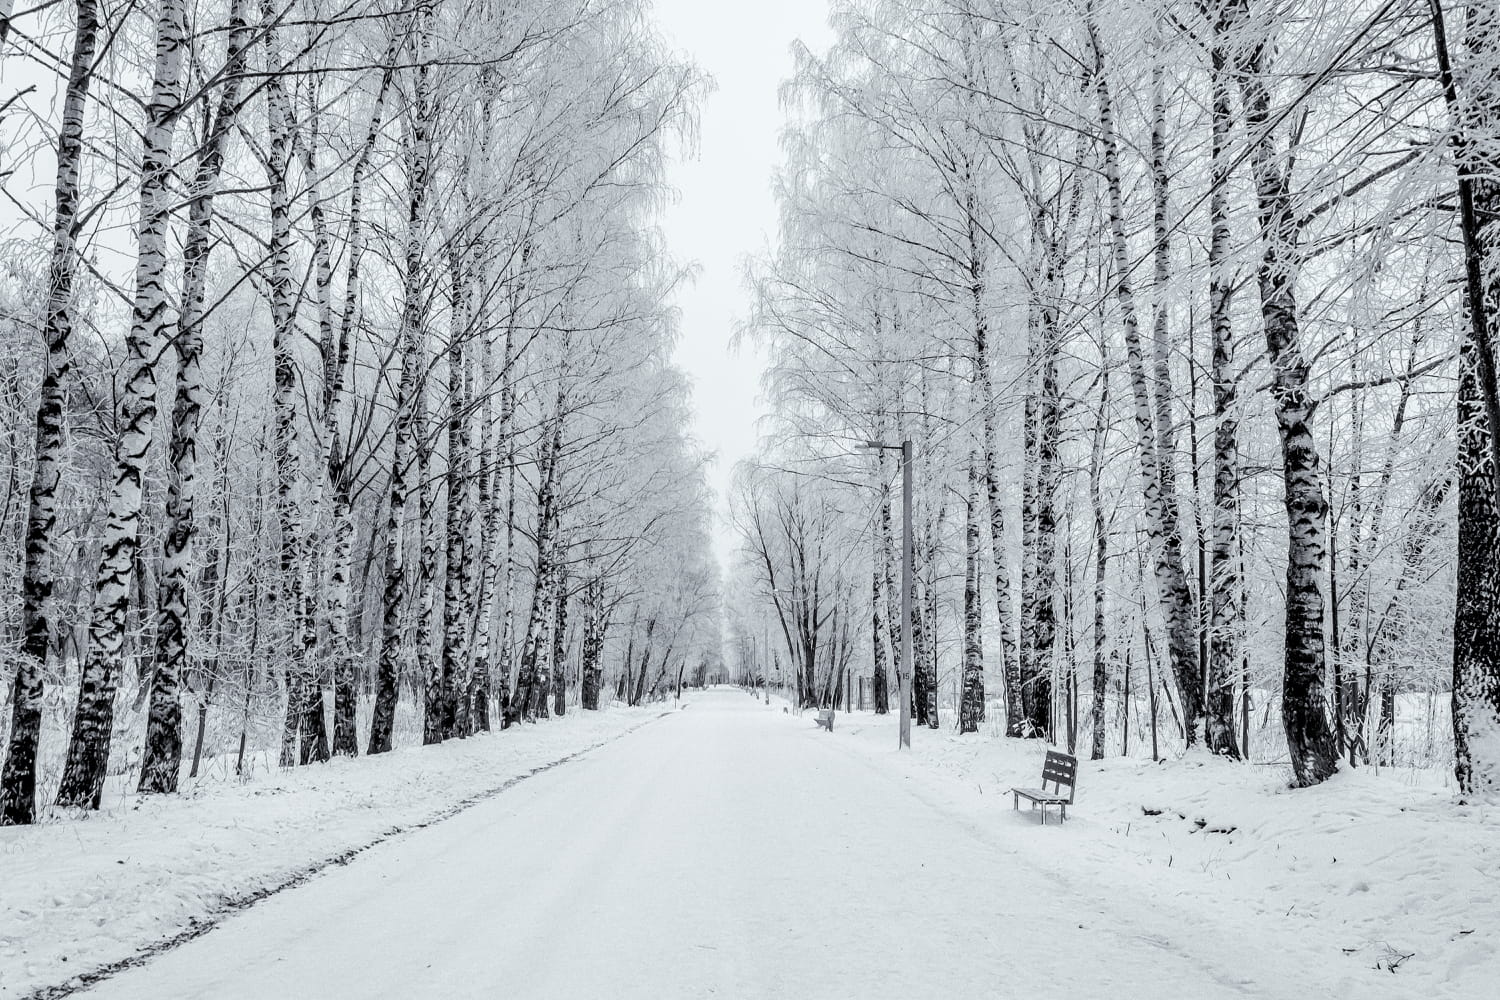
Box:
(862, 438), (913, 750)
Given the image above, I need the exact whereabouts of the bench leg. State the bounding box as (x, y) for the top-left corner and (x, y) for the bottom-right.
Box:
(1012, 791), (1019, 811)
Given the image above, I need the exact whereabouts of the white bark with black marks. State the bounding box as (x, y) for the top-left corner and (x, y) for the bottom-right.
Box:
(1091, 18), (1204, 749)
(2, 0), (102, 824)
(57, 0), (190, 809)
(140, 0), (254, 793)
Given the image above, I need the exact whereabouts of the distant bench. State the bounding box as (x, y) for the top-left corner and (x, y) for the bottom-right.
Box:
(1009, 751), (1076, 824)
(815, 708), (834, 732)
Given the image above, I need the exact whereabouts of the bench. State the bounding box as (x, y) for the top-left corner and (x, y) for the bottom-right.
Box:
(1009, 751), (1077, 824)
(815, 708), (834, 732)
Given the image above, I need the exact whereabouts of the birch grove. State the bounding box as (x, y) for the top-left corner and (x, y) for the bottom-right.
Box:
(729, 0), (1500, 797)
(6, 0), (1500, 832)
(0, 0), (719, 823)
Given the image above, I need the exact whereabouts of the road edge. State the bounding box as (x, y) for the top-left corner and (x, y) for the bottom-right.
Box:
(23, 709), (674, 1000)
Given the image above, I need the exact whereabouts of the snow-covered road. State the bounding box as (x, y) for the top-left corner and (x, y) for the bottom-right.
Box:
(81, 691), (1398, 999)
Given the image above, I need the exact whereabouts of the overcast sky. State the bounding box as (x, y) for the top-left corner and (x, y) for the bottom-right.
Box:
(651, 1), (834, 574)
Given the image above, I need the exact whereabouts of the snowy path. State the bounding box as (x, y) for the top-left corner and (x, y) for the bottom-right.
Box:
(81, 691), (1398, 999)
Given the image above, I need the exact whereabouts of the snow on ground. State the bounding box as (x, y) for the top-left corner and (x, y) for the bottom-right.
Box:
(5, 690), (1493, 999)
(0, 705), (669, 1000)
(824, 699), (1498, 998)
(31, 690), (1387, 999)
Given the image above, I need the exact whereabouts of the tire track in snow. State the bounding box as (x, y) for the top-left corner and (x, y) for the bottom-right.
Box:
(25, 710), (674, 1000)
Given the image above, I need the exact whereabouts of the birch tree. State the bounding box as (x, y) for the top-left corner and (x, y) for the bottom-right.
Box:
(0, 0), (102, 824)
(55, 0), (189, 809)
(139, 0), (253, 794)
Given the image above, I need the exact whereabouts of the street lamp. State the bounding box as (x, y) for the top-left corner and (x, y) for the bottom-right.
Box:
(861, 438), (913, 750)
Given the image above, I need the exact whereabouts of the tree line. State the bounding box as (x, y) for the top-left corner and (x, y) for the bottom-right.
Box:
(0, 0), (722, 826)
(729, 0), (1500, 797)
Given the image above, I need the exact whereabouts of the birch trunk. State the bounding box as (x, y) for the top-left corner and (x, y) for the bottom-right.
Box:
(140, 0), (252, 792)
(369, 15), (434, 753)
(631, 620), (656, 707)
(969, 188), (1018, 738)
(580, 574), (607, 710)
(469, 261), (517, 730)
(1090, 366), (1110, 761)
(411, 62), (440, 748)
(367, 348), (415, 754)
(617, 611), (638, 704)
(981, 382), (1020, 732)
(1, 0), (101, 823)
(1431, 0), (1500, 799)
(509, 406), (562, 725)
(1012, 125), (1072, 742)
(1207, 3), (1244, 759)
(261, 5), (323, 768)
(878, 440), (898, 714)
(325, 444), (356, 757)
(188, 449), (231, 779)
(1019, 298), (1062, 739)
(959, 454), (984, 734)
(909, 529), (926, 725)
(293, 75), (340, 763)
(468, 317), (507, 732)
(417, 379), (441, 744)
(439, 257), (472, 740)
(55, 0), (188, 808)
(327, 41), (399, 756)
(550, 559), (568, 717)
(922, 503), (941, 729)
(870, 534), (890, 716)
(1013, 105), (1083, 743)
(498, 455), (518, 718)
(1092, 23), (1204, 748)
(1239, 31), (1338, 787)
(494, 300), (522, 720)
(1454, 248), (1500, 796)
(1334, 386), (1364, 762)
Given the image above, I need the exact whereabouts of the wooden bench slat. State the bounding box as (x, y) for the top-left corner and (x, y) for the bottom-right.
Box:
(1042, 754), (1076, 781)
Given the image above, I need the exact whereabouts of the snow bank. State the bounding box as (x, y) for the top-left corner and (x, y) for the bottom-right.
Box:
(0, 706), (669, 1000)
(820, 705), (1497, 999)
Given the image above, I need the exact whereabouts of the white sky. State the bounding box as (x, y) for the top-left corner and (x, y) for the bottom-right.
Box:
(652, 1), (834, 575)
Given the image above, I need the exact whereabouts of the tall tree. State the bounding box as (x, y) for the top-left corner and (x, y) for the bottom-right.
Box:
(1435, 0), (1500, 798)
(0, 0), (103, 824)
(139, 0), (253, 794)
(55, 0), (190, 809)
(1238, 10), (1339, 786)
(1091, 12), (1203, 746)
